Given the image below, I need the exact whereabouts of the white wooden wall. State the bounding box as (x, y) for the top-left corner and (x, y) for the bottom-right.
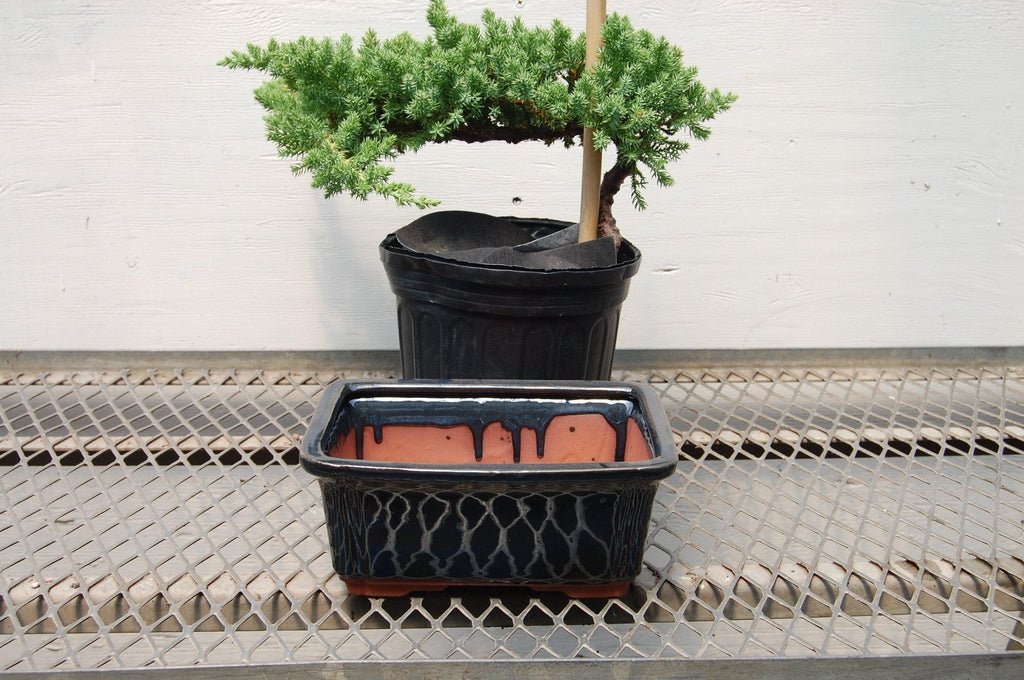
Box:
(2, 0), (1022, 351)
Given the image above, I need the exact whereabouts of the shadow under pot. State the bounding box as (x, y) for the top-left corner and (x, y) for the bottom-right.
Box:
(300, 380), (677, 598)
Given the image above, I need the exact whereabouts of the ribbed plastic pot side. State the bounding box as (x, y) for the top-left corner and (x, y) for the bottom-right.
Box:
(379, 217), (641, 380)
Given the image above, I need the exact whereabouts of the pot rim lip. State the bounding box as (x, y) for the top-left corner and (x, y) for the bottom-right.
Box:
(378, 214), (642, 279)
(380, 234), (642, 274)
(385, 215), (638, 274)
(300, 380), (677, 482)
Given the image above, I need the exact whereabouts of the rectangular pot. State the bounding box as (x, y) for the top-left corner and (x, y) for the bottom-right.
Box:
(300, 381), (676, 597)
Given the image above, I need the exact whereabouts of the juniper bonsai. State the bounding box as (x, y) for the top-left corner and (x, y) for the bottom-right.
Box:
(221, 0), (734, 245)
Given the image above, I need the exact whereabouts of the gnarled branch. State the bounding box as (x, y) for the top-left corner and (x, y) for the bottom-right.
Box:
(597, 161), (634, 248)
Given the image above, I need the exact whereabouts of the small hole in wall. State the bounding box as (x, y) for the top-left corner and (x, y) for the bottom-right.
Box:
(512, 196), (523, 205)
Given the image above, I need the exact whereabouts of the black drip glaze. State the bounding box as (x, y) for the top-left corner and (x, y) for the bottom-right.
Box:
(353, 421), (364, 459)
(470, 422), (485, 462)
(602, 403), (626, 462)
(345, 397), (639, 462)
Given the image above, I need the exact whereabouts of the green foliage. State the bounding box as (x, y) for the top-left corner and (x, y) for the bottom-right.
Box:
(220, 0), (735, 213)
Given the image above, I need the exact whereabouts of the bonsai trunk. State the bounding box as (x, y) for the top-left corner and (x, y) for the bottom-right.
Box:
(597, 160), (634, 249)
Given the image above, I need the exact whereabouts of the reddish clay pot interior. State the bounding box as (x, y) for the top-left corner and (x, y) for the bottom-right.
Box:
(329, 413), (653, 464)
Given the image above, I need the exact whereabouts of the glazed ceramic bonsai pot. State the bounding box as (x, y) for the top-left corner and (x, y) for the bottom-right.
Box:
(300, 380), (676, 597)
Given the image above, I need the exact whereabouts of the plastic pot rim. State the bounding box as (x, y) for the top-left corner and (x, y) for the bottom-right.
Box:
(378, 215), (642, 290)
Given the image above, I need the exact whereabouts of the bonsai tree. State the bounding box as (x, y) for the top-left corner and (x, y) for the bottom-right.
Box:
(220, 0), (734, 247)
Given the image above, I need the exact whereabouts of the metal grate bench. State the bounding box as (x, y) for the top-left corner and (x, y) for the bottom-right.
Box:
(2, 359), (1023, 676)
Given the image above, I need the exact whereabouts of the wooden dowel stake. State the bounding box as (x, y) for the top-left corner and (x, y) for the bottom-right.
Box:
(578, 0), (606, 244)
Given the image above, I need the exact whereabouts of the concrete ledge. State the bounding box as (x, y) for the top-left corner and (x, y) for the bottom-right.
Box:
(1, 347), (1022, 371)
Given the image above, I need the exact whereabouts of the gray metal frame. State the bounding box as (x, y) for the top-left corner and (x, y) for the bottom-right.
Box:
(2, 359), (1023, 674)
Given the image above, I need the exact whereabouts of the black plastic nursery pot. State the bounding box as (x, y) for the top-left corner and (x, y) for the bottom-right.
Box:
(379, 217), (641, 380)
(300, 380), (676, 597)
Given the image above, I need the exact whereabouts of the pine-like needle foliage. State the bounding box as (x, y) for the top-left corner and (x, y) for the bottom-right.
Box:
(220, 0), (735, 233)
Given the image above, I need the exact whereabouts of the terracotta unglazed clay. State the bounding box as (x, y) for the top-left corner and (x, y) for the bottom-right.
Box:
(330, 414), (652, 464)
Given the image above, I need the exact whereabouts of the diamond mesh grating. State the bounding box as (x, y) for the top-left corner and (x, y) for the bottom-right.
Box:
(1, 365), (1023, 670)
